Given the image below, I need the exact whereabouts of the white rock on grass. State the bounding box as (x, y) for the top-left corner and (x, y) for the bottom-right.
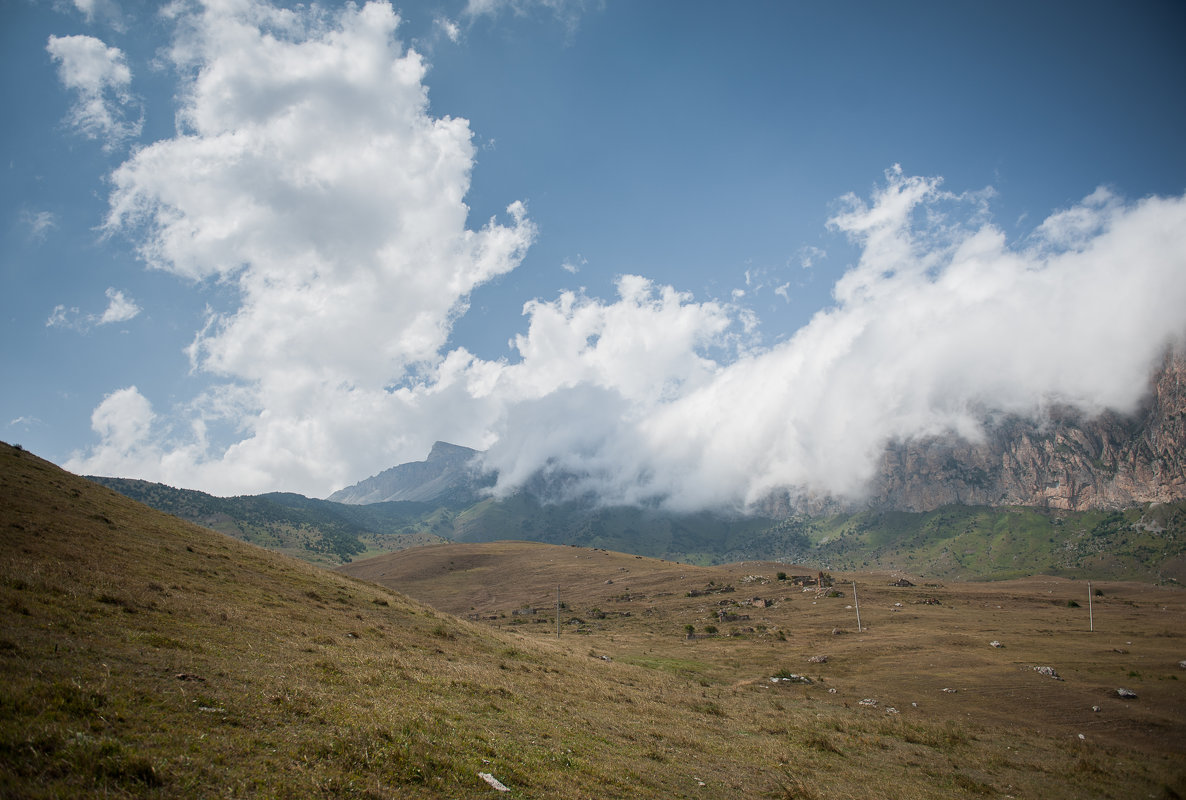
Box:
(478, 772), (510, 792)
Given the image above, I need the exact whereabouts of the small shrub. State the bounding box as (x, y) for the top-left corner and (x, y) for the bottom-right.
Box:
(689, 701), (725, 717)
(803, 733), (842, 754)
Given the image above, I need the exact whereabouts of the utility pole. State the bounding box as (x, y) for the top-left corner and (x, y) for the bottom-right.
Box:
(556, 584), (561, 638)
(1088, 581), (1094, 632)
(852, 581), (863, 632)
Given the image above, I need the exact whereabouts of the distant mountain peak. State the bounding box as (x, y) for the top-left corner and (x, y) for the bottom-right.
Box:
(427, 441), (479, 461)
(327, 442), (491, 505)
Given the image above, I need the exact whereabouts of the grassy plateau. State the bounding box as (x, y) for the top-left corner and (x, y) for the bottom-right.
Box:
(2, 441), (1185, 798)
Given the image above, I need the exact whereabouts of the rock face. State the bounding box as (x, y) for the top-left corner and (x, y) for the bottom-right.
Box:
(863, 351), (1186, 512)
(336, 352), (1185, 515)
(327, 441), (491, 505)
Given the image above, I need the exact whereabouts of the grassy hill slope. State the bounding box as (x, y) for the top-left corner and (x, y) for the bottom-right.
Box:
(89, 474), (1186, 582)
(5, 444), (801, 798)
(450, 494), (778, 560)
(86, 477), (448, 565)
(347, 540), (1186, 797)
(7, 441), (1183, 797)
(445, 494), (1186, 581)
(722, 504), (1186, 582)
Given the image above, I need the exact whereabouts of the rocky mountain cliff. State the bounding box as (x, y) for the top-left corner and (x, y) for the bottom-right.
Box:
(861, 350), (1186, 513)
(338, 353), (1185, 517)
(327, 441), (492, 505)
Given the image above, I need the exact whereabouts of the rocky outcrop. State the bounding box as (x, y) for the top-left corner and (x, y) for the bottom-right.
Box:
(327, 441), (492, 505)
(865, 350), (1186, 512)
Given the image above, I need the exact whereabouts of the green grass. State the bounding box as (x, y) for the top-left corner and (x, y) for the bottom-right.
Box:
(92, 472), (1186, 583)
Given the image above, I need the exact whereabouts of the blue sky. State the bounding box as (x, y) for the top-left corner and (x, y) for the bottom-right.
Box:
(3, 0), (1185, 508)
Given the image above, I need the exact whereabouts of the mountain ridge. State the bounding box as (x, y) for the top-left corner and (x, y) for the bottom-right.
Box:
(326, 440), (492, 505)
(332, 350), (1186, 517)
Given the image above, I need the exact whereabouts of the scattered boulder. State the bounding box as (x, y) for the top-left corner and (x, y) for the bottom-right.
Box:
(1092, 705), (1102, 712)
(990, 640), (1004, 648)
(806, 655), (828, 664)
(890, 578), (914, 587)
(478, 772), (510, 792)
(942, 687), (958, 693)
(1033, 666), (1061, 680)
(1178, 660), (1186, 670)
(1116, 688), (1138, 699)
(770, 674), (813, 685)
(858, 698), (878, 707)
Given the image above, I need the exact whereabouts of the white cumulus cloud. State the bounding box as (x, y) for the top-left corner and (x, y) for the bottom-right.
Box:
(98, 288), (140, 324)
(70, 0), (534, 495)
(61, 5), (1186, 509)
(476, 169), (1186, 511)
(46, 33), (140, 148)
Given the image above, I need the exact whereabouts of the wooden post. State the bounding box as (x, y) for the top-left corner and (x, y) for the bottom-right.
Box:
(1088, 581), (1093, 633)
(852, 581), (863, 633)
(556, 584), (561, 638)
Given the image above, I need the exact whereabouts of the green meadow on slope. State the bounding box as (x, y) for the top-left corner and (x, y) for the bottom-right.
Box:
(3, 442), (1185, 798)
(92, 473), (1186, 582)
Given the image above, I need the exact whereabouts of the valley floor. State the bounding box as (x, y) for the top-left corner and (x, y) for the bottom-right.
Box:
(345, 541), (1186, 793)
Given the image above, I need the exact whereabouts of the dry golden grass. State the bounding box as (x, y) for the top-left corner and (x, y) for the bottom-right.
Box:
(2, 441), (1184, 798)
(346, 540), (1186, 797)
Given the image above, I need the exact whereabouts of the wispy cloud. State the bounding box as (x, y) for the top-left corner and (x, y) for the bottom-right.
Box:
(21, 210), (58, 242)
(46, 34), (141, 149)
(48, 288), (140, 331)
(797, 245), (826, 269)
(435, 16), (461, 44)
(462, 0), (601, 34)
(69, 0), (125, 31)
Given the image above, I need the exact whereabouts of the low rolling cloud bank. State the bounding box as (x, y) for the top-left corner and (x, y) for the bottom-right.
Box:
(479, 172), (1186, 510)
(63, 2), (1186, 511)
